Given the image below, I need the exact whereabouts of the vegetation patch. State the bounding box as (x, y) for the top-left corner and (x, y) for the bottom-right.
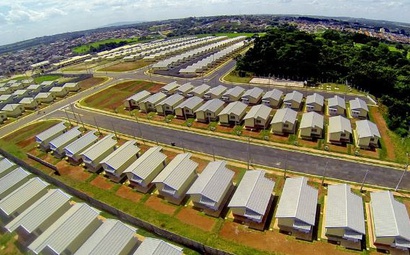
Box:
(98, 60), (150, 72)
(34, 75), (61, 84)
(72, 38), (139, 54)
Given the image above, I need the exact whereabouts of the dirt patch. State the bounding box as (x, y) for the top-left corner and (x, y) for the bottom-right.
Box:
(144, 196), (177, 215)
(298, 139), (319, 149)
(191, 121), (209, 129)
(359, 148), (379, 159)
(175, 207), (216, 232)
(78, 77), (106, 90)
(163, 150), (178, 161)
(220, 221), (354, 255)
(16, 136), (35, 149)
(90, 175), (114, 190)
(99, 61), (150, 72)
(271, 134), (290, 142)
(56, 161), (90, 181)
(369, 107), (395, 161)
(116, 186), (143, 203)
(192, 157), (209, 174)
(242, 129), (262, 138)
(327, 144), (348, 154)
(147, 84), (164, 93)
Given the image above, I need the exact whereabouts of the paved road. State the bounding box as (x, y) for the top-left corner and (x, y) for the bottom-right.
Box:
(47, 106), (410, 190)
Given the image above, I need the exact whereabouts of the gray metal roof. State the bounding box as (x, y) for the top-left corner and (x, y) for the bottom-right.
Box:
(152, 153), (198, 190)
(157, 94), (184, 107)
(263, 89), (283, 101)
(275, 177), (318, 227)
(175, 96), (203, 110)
(0, 168), (31, 198)
(35, 122), (66, 143)
(328, 95), (346, 109)
(244, 104), (272, 120)
(325, 184), (365, 236)
(28, 203), (101, 255)
(218, 101), (247, 116)
(270, 108), (297, 124)
(123, 146), (166, 181)
(101, 140), (140, 172)
(6, 189), (72, 233)
(299, 112), (324, 129)
(19, 97), (36, 104)
(195, 98), (225, 113)
(328, 116), (352, 134)
(81, 134), (116, 162)
(2, 104), (23, 112)
(49, 127), (81, 151)
(176, 83), (194, 93)
(356, 120), (381, 139)
(223, 86), (245, 98)
(228, 170), (275, 215)
(49, 87), (66, 93)
(370, 191), (410, 243)
(205, 85), (227, 97)
(64, 131), (98, 157)
(74, 219), (137, 255)
(133, 237), (183, 255)
(0, 158), (17, 177)
(187, 160), (234, 202)
(142, 92), (167, 104)
(35, 92), (53, 99)
(126, 90), (151, 102)
(63, 82), (78, 88)
(242, 87), (264, 99)
(349, 97), (368, 112)
(284, 91), (303, 103)
(305, 93), (324, 106)
(162, 81), (180, 92)
(0, 177), (48, 216)
(189, 84), (210, 95)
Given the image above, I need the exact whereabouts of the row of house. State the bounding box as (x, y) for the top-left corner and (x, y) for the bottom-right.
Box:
(0, 157), (184, 255)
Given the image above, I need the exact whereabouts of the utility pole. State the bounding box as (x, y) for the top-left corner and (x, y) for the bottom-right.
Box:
(321, 161), (329, 186)
(111, 122), (118, 140)
(64, 109), (72, 127)
(395, 152), (409, 191)
(93, 116), (101, 135)
(247, 136), (250, 170)
(212, 144), (215, 161)
(360, 169), (369, 193)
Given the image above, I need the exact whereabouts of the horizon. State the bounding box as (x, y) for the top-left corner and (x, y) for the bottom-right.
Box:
(0, 0), (410, 46)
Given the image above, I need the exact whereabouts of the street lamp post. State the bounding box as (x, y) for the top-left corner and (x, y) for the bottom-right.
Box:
(395, 152), (409, 191)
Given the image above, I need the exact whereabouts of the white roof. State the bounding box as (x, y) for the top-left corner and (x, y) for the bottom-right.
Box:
(223, 86), (245, 98)
(35, 122), (66, 143)
(284, 91), (303, 103)
(218, 101), (247, 116)
(305, 93), (324, 106)
(176, 83), (194, 93)
(187, 161), (234, 203)
(153, 153), (198, 190)
(64, 131), (98, 157)
(0, 158), (16, 177)
(328, 95), (346, 109)
(228, 170), (274, 216)
(49, 127), (81, 151)
(349, 97), (368, 112)
(35, 92), (53, 99)
(325, 184), (365, 237)
(133, 238), (183, 255)
(356, 120), (381, 139)
(195, 98), (224, 113)
(242, 87), (263, 99)
(299, 112), (324, 129)
(157, 94), (184, 107)
(81, 134), (116, 162)
(123, 146), (166, 181)
(263, 89), (283, 101)
(244, 104), (271, 120)
(275, 177), (318, 227)
(162, 81), (180, 92)
(19, 97), (37, 104)
(2, 104), (23, 111)
(142, 92), (167, 104)
(205, 85), (227, 97)
(270, 108), (297, 124)
(328, 115), (352, 134)
(189, 84), (210, 95)
(0, 168), (31, 198)
(175, 96), (203, 110)
(126, 90), (151, 102)
(101, 140), (140, 172)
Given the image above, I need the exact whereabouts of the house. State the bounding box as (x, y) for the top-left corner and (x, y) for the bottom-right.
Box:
(283, 91), (303, 110)
(0, 168), (31, 200)
(356, 120), (381, 149)
(0, 158), (17, 178)
(228, 170), (275, 230)
(176, 82), (194, 96)
(203, 85), (227, 100)
(325, 184), (365, 250)
(152, 153), (198, 205)
(270, 108), (298, 135)
(349, 98), (368, 119)
(49, 86), (68, 98)
(187, 160), (234, 217)
(174, 96), (204, 119)
(63, 82), (80, 92)
(218, 101), (247, 126)
(35, 92), (55, 104)
(275, 177), (318, 241)
(9, 82), (25, 91)
(28, 203), (102, 255)
(370, 191), (410, 251)
(0, 94), (14, 104)
(241, 87), (264, 105)
(40, 80), (57, 90)
(186, 84), (210, 98)
(195, 98), (225, 122)
(26, 85), (43, 96)
(5, 189), (72, 246)
(0, 87), (12, 95)
(0, 111), (7, 124)
(19, 97), (38, 109)
(138, 92), (167, 113)
(327, 95), (346, 116)
(49, 127), (82, 158)
(81, 134), (117, 173)
(160, 81), (180, 95)
(64, 131), (99, 165)
(328, 116), (352, 144)
(305, 93), (324, 113)
(222, 86), (245, 102)
(124, 90), (151, 109)
(262, 89), (283, 108)
(74, 219), (138, 255)
(299, 112), (324, 139)
(244, 104), (272, 129)
(1, 104), (25, 118)
(101, 140), (140, 183)
(155, 94), (185, 115)
(35, 122), (67, 151)
(133, 238), (183, 255)
(12, 89), (30, 100)
(0, 178), (48, 225)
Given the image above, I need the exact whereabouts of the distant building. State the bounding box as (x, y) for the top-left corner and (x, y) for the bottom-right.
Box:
(305, 93), (324, 113)
(349, 98), (368, 119)
(270, 108), (297, 135)
(195, 98), (225, 123)
(283, 91), (303, 110)
(355, 120), (381, 149)
(243, 104), (272, 129)
(328, 116), (352, 144)
(299, 112), (324, 139)
(327, 95), (346, 116)
(241, 87), (264, 105)
(262, 89), (283, 108)
(218, 101), (247, 126)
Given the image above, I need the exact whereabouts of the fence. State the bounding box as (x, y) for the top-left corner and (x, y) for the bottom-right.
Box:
(0, 149), (232, 255)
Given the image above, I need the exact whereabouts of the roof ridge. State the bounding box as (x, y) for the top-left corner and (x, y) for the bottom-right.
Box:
(388, 192), (401, 237)
(246, 171), (265, 210)
(202, 161), (225, 194)
(128, 147), (161, 174)
(295, 178), (306, 220)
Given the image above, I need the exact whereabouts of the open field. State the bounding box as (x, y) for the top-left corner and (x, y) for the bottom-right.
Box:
(0, 232), (22, 255)
(72, 38), (139, 54)
(62, 60), (111, 71)
(33, 75), (61, 84)
(77, 77), (107, 90)
(98, 60), (150, 72)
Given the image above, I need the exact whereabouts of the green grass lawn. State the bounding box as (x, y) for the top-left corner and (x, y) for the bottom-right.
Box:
(223, 70), (253, 83)
(34, 75), (61, 84)
(73, 38), (139, 54)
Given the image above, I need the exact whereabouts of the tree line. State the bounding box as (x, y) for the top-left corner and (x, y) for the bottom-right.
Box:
(236, 26), (410, 137)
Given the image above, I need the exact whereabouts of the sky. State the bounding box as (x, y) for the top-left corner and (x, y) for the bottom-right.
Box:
(0, 0), (409, 46)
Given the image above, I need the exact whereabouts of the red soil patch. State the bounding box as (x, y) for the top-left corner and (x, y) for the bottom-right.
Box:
(216, 125), (234, 133)
(242, 129), (262, 138)
(78, 77), (105, 90)
(175, 208), (216, 232)
(298, 139), (319, 148)
(191, 121), (209, 129)
(163, 150), (178, 161)
(192, 157), (209, 174)
(271, 134), (290, 142)
(56, 161), (90, 181)
(327, 144), (348, 154)
(147, 84), (164, 93)
(144, 196), (177, 215)
(116, 186), (143, 203)
(359, 148), (379, 159)
(220, 222), (354, 255)
(90, 175), (114, 190)
(16, 137), (35, 149)
(172, 118), (186, 125)
(369, 107), (395, 160)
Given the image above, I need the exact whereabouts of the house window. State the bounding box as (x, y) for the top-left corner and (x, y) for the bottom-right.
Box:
(341, 133), (346, 137)
(256, 119), (262, 124)
(283, 124), (289, 128)
(165, 106), (170, 110)
(370, 137), (375, 142)
(312, 128), (317, 132)
(206, 112), (212, 116)
(185, 109), (190, 113)
(229, 115), (236, 120)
